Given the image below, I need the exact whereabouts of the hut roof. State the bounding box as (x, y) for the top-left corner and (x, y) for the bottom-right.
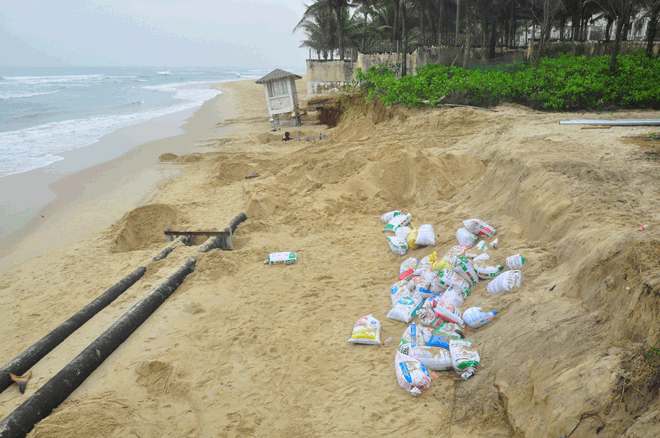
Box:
(255, 69), (302, 84)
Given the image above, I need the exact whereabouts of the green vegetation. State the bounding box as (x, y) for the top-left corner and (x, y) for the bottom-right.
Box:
(352, 51), (660, 111)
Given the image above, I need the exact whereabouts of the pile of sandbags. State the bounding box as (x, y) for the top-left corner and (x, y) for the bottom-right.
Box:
(349, 212), (527, 396)
(381, 210), (436, 256)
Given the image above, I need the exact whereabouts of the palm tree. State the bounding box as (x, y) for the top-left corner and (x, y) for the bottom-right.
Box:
(295, 0), (351, 60)
(638, 0), (660, 57)
(590, 0), (636, 73)
(294, 4), (338, 59)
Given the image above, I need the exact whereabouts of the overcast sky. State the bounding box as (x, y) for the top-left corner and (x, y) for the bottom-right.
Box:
(0, 0), (309, 68)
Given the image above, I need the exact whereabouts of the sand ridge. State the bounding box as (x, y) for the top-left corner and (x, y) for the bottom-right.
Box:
(0, 78), (660, 437)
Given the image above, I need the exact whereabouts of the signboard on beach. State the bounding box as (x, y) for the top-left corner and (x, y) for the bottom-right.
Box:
(269, 96), (292, 113)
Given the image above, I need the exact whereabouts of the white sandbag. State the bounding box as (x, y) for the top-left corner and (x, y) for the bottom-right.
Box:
(428, 272), (444, 295)
(462, 219), (496, 238)
(415, 224), (435, 246)
(426, 295), (464, 326)
(487, 270), (522, 294)
(449, 339), (480, 380)
(463, 307), (501, 328)
(395, 226), (411, 240)
(264, 252), (297, 265)
(448, 281), (471, 298)
(347, 314), (381, 345)
(409, 275), (433, 299)
(384, 213), (411, 232)
(452, 256), (479, 285)
(427, 322), (464, 349)
(506, 254), (526, 270)
(491, 238), (499, 248)
(391, 280), (411, 305)
(437, 269), (471, 295)
(398, 322), (432, 355)
(442, 286), (465, 308)
(386, 236), (408, 256)
(409, 346), (453, 371)
(452, 277), (471, 296)
(381, 210), (402, 224)
(395, 352), (432, 396)
(417, 298), (446, 328)
(475, 240), (488, 251)
(399, 257), (419, 275)
(443, 245), (470, 264)
(387, 292), (424, 323)
(473, 252), (490, 262)
(416, 255), (433, 275)
(473, 262), (504, 280)
(456, 228), (478, 248)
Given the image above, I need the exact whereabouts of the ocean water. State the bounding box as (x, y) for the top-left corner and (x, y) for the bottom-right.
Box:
(0, 66), (283, 178)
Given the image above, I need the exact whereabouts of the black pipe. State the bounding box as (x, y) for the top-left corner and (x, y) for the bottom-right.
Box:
(197, 212), (247, 253)
(0, 256), (196, 438)
(153, 235), (194, 262)
(152, 246), (174, 261)
(228, 212), (247, 234)
(0, 267), (147, 394)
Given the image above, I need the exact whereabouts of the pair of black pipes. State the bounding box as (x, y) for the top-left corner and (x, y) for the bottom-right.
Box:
(0, 256), (197, 438)
(0, 212), (246, 437)
(0, 266), (147, 394)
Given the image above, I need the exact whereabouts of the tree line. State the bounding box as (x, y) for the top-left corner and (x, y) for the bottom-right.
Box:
(294, 0), (660, 74)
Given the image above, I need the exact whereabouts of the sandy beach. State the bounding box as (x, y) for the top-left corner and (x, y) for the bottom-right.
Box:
(1, 76), (660, 438)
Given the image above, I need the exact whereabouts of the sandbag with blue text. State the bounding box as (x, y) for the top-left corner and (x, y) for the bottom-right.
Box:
(395, 352), (432, 396)
(387, 292), (424, 323)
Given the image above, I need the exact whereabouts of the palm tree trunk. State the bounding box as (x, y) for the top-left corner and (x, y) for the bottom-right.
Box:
(401, 0), (407, 76)
(456, 0), (461, 45)
(363, 4), (368, 51)
(420, 3), (425, 38)
(572, 5), (580, 42)
(336, 4), (344, 60)
(605, 16), (613, 42)
(394, 1), (400, 41)
(438, 0), (445, 45)
(483, 14), (488, 49)
(462, 0), (472, 69)
(646, 6), (659, 58)
(611, 17), (626, 74)
(510, 0), (517, 47)
(489, 16), (497, 59)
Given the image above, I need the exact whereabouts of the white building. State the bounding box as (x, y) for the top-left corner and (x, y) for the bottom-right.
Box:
(255, 69), (302, 126)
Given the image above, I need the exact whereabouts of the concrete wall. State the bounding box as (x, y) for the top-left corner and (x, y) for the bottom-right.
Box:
(306, 47), (525, 94)
(306, 60), (355, 95)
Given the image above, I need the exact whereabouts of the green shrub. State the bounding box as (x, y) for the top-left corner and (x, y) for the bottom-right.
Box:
(352, 51), (660, 111)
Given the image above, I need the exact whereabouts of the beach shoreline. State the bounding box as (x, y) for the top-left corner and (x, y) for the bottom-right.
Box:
(0, 80), (242, 264)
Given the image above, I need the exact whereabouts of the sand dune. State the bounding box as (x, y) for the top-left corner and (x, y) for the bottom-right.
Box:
(1, 78), (660, 438)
